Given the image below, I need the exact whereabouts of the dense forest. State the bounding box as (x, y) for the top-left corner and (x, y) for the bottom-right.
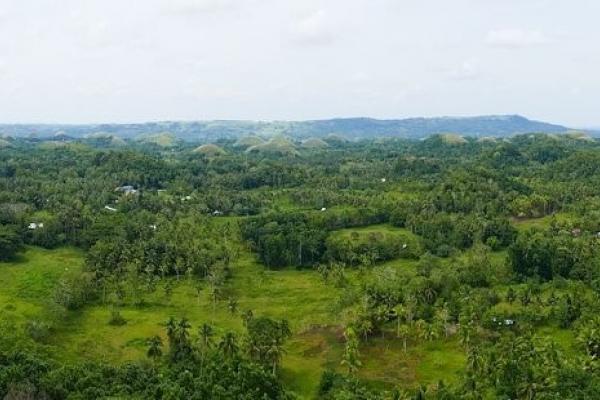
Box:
(2, 132), (600, 399)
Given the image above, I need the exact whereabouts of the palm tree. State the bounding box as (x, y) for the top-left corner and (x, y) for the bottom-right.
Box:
(266, 339), (285, 375)
(355, 317), (373, 342)
(210, 286), (221, 313)
(241, 309), (254, 327)
(403, 294), (417, 326)
(197, 323), (214, 377)
(227, 297), (238, 315)
(459, 316), (474, 352)
(435, 306), (450, 338)
(158, 264), (168, 279)
(166, 317), (177, 343)
(278, 319), (291, 339)
(398, 324), (410, 353)
(177, 318), (191, 343)
(422, 284), (437, 304)
(466, 347), (483, 374)
(195, 283), (203, 305)
(219, 332), (238, 359)
(146, 335), (163, 362)
(198, 323), (214, 349)
(340, 327), (361, 376)
(425, 323), (439, 341)
(394, 304), (406, 338)
(414, 319), (427, 343)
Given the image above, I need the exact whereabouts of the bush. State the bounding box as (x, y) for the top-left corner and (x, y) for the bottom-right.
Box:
(325, 229), (423, 266)
(0, 224), (23, 261)
(24, 320), (52, 343)
(53, 274), (97, 311)
(108, 310), (127, 326)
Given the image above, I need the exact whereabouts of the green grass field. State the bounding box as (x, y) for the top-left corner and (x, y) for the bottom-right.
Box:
(0, 244), (468, 398)
(0, 215), (581, 398)
(328, 224), (418, 239)
(510, 212), (573, 232)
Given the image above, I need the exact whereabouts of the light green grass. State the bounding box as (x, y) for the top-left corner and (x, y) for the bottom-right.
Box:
(510, 212), (573, 232)
(330, 224), (415, 237)
(0, 246), (83, 309)
(1, 244), (467, 399)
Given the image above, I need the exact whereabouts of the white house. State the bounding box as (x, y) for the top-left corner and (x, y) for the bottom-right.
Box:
(115, 185), (138, 195)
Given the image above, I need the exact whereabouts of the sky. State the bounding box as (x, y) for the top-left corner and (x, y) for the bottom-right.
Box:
(0, 0), (598, 127)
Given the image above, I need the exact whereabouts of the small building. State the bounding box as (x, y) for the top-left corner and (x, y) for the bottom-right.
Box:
(28, 222), (44, 230)
(212, 210), (223, 216)
(320, 207), (326, 212)
(381, 178), (386, 183)
(115, 185), (138, 195)
(572, 228), (582, 237)
(492, 317), (515, 327)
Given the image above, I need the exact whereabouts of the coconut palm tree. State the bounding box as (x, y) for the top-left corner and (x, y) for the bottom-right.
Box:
(394, 304), (406, 338)
(198, 323), (214, 349)
(227, 297), (238, 315)
(146, 335), (163, 362)
(340, 327), (361, 376)
(219, 332), (238, 359)
(434, 306), (450, 338)
(398, 324), (410, 353)
(241, 309), (254, 327)
(266, 339), (285, 375)
(166, 317), (177, 343)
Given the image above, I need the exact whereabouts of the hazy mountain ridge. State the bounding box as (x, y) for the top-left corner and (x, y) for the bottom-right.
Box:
(0, 115), (570, 141)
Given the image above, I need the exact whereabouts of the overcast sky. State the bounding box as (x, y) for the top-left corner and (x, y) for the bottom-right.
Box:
(0, 0), (598, 126)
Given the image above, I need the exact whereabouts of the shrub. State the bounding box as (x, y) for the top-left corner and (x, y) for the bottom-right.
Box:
(108, 310), (127, 326)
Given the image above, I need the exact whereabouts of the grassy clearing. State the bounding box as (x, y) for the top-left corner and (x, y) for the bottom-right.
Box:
(3, 223), (548, 398)
(510, 212), (573, 232)
(359, 336), (465, 389)
(330, 224), (415, 237)
(0, 246), (84, 324)
(0, 244), (469, 398)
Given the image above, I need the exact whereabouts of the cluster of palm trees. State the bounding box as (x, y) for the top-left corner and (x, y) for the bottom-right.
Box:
(147, 314), (291, 377)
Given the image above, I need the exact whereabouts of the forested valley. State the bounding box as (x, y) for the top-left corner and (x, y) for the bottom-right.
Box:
(2, 133), (600, 399)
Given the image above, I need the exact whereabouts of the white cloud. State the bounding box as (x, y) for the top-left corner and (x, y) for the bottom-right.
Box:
(82, 21), (115, 48)
(184, 78), (247, 100)
(289, 10), (334, 46)
(164, 0), (236, 15)
(486, 28), (549, 48)
(348, 71), (371, 83)
(75, 82), (128, 97)
(448, 60), (480, 81)
(1, 0), (599, 126)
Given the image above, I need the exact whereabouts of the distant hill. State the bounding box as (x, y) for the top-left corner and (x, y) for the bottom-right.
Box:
(135, 132), (179, 147)
(0, 115), (571, 142)
(192, 143), (227, 156)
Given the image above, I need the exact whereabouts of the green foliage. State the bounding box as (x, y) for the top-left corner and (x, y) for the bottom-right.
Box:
(0, 224), (22, 261)
(4, 134), (600, 398)
(108, 309), (127, 326)
(325, 225), (423, 266)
